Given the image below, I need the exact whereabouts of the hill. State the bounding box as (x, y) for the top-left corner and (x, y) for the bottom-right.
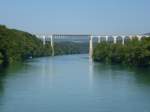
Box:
(0, 25), (52, 66)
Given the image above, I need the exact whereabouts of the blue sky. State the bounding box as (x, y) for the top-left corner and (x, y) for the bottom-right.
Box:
(0, 0), (150, 35)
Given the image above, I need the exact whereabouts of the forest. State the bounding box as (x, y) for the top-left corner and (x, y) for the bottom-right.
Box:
(93, 37), (150, 67)
(0, 25), (52, 66)
(54, 42), (88, 55)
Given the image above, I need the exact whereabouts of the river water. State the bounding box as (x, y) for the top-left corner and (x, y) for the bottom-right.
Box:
(0, 54), (150, 112)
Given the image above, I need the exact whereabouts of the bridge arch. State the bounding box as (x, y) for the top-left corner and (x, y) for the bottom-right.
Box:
(116, 36), (123, 44)
(107, 36), (114, 43)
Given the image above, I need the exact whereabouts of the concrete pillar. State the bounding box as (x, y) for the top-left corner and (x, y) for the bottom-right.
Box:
(122, 36), (125, 45)
(137, 35), (142, 41)
(50, 35), (54, 56)
(113, 36), (117, 44)
(89, 35), (93, 58)
(105, 36), (108, 42)
(129, 35), (133, 40)
(43, 35), (46, 45)
(98, 36), (101, 43)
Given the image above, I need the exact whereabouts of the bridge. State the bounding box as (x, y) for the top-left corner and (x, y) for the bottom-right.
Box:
(36, 34), (149, 58)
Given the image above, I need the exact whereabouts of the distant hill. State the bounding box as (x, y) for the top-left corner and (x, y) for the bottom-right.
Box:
(144, 33), (150, 35)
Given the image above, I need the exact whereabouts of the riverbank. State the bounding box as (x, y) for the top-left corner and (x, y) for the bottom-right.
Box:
(93, 37), (150, 67)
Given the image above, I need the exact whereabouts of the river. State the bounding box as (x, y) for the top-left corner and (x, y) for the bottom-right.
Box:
(0, 54), (150, 112)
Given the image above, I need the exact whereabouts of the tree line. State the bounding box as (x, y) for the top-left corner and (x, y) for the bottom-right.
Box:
(0, 25), (89, 67)
(54, 42), (88, 55)
(0, 25), (53, 66)
(93, 37), (150, 67)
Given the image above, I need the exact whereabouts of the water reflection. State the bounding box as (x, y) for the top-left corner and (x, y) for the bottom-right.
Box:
(131, 67), (150, 86)
(0, 55), (150, 112)
(0, 69), (6, 95)
(88, 58), (93, 89)
(40, 57), (54, 88)
(0, 63), (27, 94)
(93, 63), (150, 87)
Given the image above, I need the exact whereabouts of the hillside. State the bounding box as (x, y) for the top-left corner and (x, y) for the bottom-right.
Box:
(0, 25), (52, 66)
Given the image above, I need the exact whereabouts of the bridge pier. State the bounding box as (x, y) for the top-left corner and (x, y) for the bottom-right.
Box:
(122, 36), (125, 45)
(98, 36), (101, 43)
(50, 35), (55, 56)
(113, 36), (117, 44)
(129, 35), (133, 40)
(105, 36), (108, 42)
(137, 35), (142, 41)
(89, 35), (93, 58)
(43, 36), (46, 45)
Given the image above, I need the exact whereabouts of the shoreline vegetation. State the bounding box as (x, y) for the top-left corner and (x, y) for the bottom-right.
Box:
(1, 24), (150, 68)
(93, 37), (150, 67)
(0, 25), (53, 66)
(0, 25), (88, 67)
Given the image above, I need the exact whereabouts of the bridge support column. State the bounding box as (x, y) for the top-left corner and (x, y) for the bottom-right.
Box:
(122, 36), (125, 45)
(106, 36), (108, 42)
(89, 35), (93, 58)
(50, 35), (54, 56)
(113, 36), (117, 44)
(43, 36), (46, 45)
(137, 35), (142, 41)
(98, 36), (101, 43)
(129, 35), (133, 40)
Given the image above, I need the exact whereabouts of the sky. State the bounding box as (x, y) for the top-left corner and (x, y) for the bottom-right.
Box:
(0, 0), (150, 35)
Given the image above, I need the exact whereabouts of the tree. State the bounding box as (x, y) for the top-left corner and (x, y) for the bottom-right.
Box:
(93, 37), (150, 67)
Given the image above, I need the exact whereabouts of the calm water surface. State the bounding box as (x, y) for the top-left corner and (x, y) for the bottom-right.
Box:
(0, 54), (150, 112)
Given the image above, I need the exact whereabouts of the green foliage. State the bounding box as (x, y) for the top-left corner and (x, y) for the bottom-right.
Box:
(54, 42), (88, 55)
(93, 37), (150, 67)
(0, 25), (52, 65)
(0, 52), (3, 65)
